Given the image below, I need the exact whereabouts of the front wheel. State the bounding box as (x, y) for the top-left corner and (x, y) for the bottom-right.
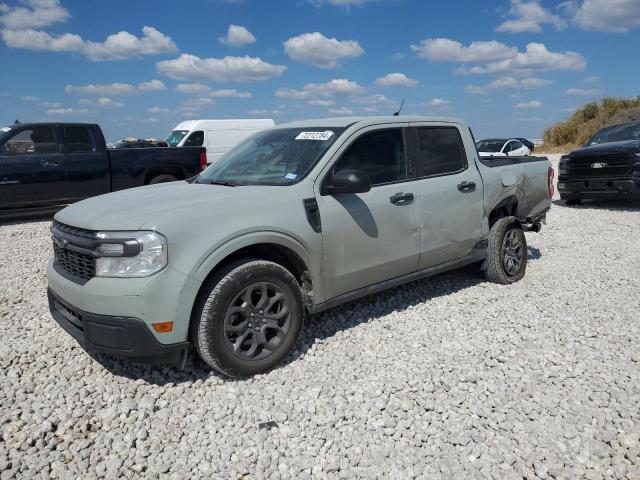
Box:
(191, 260), (304, 378)
(484, 217), (527, 285)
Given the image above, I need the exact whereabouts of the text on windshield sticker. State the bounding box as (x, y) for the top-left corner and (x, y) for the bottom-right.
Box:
(295, 131), (334, 141)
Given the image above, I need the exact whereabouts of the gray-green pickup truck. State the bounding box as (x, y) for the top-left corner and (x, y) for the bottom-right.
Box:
(47, 116), (553, 377)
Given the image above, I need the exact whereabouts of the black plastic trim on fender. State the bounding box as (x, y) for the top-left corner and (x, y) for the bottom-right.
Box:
(47, 288), (188, 365)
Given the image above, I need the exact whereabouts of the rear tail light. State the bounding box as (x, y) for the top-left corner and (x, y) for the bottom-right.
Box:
(199, 151), (208, 171)
(548, 167), (555, 198)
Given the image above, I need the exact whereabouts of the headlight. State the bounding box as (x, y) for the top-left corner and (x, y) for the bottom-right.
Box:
(94, 231), (167, 278)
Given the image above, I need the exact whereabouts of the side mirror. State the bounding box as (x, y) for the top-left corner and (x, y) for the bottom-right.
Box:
(323, 169), (371, 195)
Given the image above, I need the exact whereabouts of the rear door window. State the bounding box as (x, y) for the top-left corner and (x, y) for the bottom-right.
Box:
(65, 126), (95, 153)
(413, 127), (467, 177)
(184, 130), (204, 147)
(1, 127), (58, 155)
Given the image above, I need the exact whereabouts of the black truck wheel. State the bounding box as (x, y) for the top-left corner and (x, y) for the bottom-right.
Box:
(148, 174), (178, 185)
(191, 260), (304, 378)
(484, 217), (527, 285)
(560, 194), (582, 206)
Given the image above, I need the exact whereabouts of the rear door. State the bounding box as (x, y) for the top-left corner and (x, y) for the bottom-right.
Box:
(408, 123), (484, 269)
(0, 125), (67, 208)
(62, 125), (109, 199)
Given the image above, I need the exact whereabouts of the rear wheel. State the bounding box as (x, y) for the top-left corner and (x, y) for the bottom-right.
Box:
(191, 260), (304, 378)
(484, 217), (527, 285)
(148, 174), (178, 185)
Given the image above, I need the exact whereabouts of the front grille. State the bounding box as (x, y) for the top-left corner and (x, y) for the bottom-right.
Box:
(51, 221), (97, 284)
(568, 153), (634, 177)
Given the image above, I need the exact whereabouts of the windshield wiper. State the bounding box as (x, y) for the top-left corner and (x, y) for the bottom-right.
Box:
(207, 179), (238, 187)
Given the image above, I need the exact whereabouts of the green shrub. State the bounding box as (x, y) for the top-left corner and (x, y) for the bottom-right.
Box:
(543, 96), (640, 149)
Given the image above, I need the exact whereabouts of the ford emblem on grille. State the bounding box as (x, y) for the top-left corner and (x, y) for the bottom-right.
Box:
(591, 162), (607, 169)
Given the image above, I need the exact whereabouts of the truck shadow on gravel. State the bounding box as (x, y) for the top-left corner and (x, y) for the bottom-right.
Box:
(552, 199), (640, 211)
(89, 257), (540, 385)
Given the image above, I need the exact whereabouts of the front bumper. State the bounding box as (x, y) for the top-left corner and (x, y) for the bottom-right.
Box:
(557, 177), (640, 199)
(48, 288), (188, 365)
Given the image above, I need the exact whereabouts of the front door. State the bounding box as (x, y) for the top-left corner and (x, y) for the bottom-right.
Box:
(408, 124), (484, 269)
(316, 126), (421, 300)
(0, 125), (67, 208)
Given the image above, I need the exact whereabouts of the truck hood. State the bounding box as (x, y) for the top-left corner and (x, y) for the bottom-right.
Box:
(55, 181), (279, 231)
(572, 140), (640, 156)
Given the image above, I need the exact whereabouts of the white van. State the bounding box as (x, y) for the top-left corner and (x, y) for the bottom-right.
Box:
(166, 119), (275, 163)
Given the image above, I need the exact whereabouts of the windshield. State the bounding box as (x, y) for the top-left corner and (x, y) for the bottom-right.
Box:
(587, 123), (640, 145)
(476, 140), (504, 152)
(166, 130), (189, 147)
(198, 127), (344, 186)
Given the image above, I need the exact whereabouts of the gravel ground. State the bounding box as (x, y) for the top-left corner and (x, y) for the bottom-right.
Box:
(1, 199), (640, 480)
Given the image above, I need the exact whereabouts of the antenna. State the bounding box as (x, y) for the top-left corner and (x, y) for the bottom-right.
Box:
(393, 98), (405, 116)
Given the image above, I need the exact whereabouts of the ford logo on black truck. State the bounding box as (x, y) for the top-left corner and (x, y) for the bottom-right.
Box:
(591, 162), (607, 169)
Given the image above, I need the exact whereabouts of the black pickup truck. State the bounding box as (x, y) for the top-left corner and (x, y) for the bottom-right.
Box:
(0, 122), (207, 218)
(558, 121), (640, 204)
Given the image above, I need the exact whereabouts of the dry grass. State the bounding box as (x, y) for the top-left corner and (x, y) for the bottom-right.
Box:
(543, 97), (640, 150)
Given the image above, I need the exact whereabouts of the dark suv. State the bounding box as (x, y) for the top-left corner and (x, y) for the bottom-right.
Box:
(558, 121), (640, 204)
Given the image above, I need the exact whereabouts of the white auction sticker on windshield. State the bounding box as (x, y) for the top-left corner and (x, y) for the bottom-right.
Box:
(0, 127), (10, 132)
(295, 131), (333, 141)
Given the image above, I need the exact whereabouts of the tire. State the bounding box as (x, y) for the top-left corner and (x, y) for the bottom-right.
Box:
(148, 174), (178, 185)
(190, 260), (304, 378)
(561, 194), (582, 206)
(484, 217), (527, 285)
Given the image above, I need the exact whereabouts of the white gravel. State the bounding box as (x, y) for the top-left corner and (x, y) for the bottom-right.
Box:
(1, 200), (640, 479)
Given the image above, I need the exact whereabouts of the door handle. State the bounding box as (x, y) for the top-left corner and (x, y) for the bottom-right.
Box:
(41, 160), (59, 167)
(457, 181), (476, 193)
(390, 192), (414, 205)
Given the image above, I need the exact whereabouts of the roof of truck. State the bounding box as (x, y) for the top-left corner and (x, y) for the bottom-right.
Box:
(276, 116), (465, 128)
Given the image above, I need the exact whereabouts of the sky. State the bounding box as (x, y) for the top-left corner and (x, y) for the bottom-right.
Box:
(1, 0), (639, 143)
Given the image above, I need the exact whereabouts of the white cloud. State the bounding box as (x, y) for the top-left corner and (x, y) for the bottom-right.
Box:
(352, 93), (392, 105)
(275, 79), (364, 100)
(65, 82), (137, 96)
(138, 79), (167, 91)
(209, 89), (252, 98)
(516, 100), (543, 109)
(464, 42), (586, 75)
(465, 76), (552, 94)
(40, 101), (61, 108)
(375, 73), (418, 87)
(181, 97), (215, 110)
(157, 54), (286, 82)
(283, 32), (363, 68)
(218, 24), (256, 47)
(309, 99), (335, 106)
(21, 95), (39, 101)
(65, 81), (165, 96)
(328, 107), (354, 115)
(175, 83), (211, 94)
(248, 108), (284, 116)
(566, 87), (600, 95)
(175, 83), (252, 98)
(571, 0), (640, 32)
(46, 107), (91, 115)
(496, 0), (567, 33)
(1, 26), (177, 61)
(0, 0), (69, 29)
(429, 98), (451, 107)
(309, 0), (382, 8)
(79, 97), (124, 108)
(411, 38), (517, 63)
(583, 75), (600, 83)
(147, 106), (170, 113)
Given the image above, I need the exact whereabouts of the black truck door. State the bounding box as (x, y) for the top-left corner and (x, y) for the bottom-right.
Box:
(62, 125), (109, 200)
(0, 125), (68, 208)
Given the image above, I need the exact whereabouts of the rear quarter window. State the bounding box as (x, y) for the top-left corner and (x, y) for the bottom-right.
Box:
(65, 126), (95, 153)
